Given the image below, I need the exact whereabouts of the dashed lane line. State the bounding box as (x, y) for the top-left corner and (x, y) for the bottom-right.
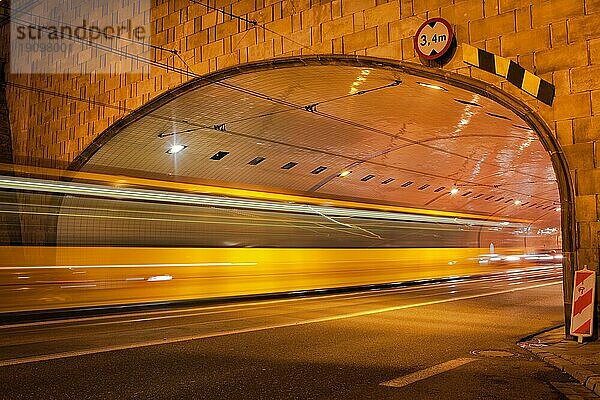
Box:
(381, 357), (478, 388)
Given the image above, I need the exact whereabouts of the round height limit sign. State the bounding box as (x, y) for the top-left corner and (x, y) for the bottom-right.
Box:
(414, 18), (454, 60)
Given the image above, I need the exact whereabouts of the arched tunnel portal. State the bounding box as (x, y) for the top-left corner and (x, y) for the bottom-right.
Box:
(55, 56), (574, 327)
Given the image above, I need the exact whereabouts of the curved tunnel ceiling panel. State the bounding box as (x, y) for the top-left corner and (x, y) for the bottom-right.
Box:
(81, 64), (560, 227)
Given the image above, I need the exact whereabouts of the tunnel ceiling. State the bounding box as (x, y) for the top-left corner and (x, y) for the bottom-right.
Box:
(81, 62), (560, 228)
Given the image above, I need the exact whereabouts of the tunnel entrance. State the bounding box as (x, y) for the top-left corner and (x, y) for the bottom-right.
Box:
(71, 56), (572, 256)
(6, 56), (571, 322)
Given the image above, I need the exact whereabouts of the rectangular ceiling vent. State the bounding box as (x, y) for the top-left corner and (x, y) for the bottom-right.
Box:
(454, 99), (481, 107)
(210, 151), (229, 160)
(248, 157), (266, 165)
(433, 186), (446, 193)
(504, 199), (514, 204)
(484, 195), (495, 200)
(361, 175), (375, 182)
(311, 166), (327, 174)
(472, 194), (484, 199)
(461, 191), (472, 197)
(513, 124), (532, 131)
(494, 197), (504, 202)
(401, 181), (414, 187)
(382, 178), (395, 184)
(486, 112), (511, 121)
(417, 184), (430, 190)
(281, 162), (298, 170)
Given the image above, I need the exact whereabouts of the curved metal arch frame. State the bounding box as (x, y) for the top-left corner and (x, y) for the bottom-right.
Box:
(69, 55), (576, 333)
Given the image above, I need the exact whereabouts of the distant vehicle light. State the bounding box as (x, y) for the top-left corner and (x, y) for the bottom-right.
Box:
(148, 275), (173, 282)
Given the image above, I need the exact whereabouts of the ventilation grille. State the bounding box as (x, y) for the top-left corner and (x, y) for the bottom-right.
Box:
(281, 162), (298, 170)
(248, 157), (265, 165)
(361, 175), (375, 182)
(487, 112), (511, 120)
(210, 151), (229, 160)
(454, 99), (481, 107)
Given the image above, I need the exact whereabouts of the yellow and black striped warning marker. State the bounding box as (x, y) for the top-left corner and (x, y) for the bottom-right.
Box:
(463, 43), (554, 106)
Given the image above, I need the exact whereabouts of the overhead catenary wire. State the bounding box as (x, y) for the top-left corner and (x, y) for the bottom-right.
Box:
(187, 0), (316, 54)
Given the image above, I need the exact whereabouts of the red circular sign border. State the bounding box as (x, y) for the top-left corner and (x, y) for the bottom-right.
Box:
(413, 18), (454, 60)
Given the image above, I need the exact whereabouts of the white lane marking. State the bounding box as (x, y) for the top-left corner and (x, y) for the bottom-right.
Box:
(0, 281), (560, 367)
(380, 358), (477, 388)
(0, 272), (561, 331)
(0, 282), (457, 330)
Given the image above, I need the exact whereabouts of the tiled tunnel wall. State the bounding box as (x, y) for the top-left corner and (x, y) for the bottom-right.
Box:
(1, 1), (599, 269)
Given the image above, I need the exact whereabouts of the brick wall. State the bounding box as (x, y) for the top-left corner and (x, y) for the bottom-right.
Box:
(2, 0), (599, 267)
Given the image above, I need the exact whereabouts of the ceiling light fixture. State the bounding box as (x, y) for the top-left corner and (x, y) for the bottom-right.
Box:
(166, 144), (186, 154)
(514, 200), (523, 206)
(339, 170), (352, 177)
(450, 187), (459, 195)
(417, 82), (447, 91)
(555, 207), (561, 212)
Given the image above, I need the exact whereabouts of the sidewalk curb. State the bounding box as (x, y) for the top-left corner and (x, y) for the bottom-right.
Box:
(527, 346), (600, 396)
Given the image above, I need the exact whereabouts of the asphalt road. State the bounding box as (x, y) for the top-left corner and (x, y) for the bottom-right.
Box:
(0, 265), (578, 399)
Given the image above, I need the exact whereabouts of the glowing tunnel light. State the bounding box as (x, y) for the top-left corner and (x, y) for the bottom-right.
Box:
(417, 82), (447, 91)
(167, 144), (186, 154)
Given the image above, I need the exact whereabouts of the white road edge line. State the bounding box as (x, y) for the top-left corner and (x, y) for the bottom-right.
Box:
(0, 278), (483, 330)
(0, 281), (560, 368)
(1, 271), (552, 330)
(6, 275), (554, 331)
(380, 357), (478, 388)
